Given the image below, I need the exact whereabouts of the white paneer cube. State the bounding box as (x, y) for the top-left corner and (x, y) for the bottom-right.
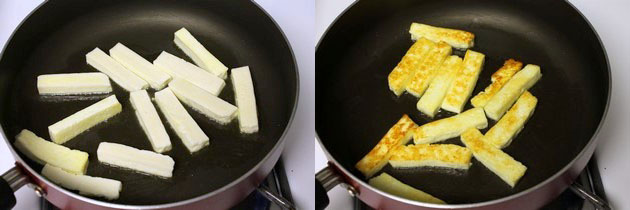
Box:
(14, 129), (88, 174)
(37, 73), (112, 95)
(230, 66), (259, 133)
(86, 48), (148, 91)
(48, 95), (122, 144)
(154, 88), (209, 153)
(174, 28), (228, 79)
(97, 142), (175, 178)
(169, 78), (237, 124)
(153, 51), (225, 95)
(129, 90), (171, 153)
(109, 43), (171, 90)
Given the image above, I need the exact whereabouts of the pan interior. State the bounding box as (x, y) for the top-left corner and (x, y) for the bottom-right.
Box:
(316, 0), (608, 204)
(0, 0), (296, 205)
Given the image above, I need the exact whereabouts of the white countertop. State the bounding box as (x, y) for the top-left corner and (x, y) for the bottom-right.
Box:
(315, 0), (630, 209)
(0, 0), (314, 209)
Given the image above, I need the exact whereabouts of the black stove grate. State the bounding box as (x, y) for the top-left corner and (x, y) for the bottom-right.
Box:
(231, 160), (294, 210)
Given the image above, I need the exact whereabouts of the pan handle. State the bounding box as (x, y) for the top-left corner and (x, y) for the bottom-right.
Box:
(570, 183), (612, 210)
(315, 166), (358, 210)
(1, 166), (30, 210)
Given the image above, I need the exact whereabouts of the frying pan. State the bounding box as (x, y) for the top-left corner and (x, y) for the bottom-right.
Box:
(0, 0), (298, 209)
(315, 0), (611, 209)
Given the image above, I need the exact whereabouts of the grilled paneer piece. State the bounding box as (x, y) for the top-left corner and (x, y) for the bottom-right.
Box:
(406, 41), (452, 97)
(413, 107), (487, 144)
(356, 115), (418, 178)
(409, 22), (474, 49)
(484, 91), (537, 149)
(388, 38), (437, 96)
(484, 64), (541, 120)
(416, 55), (463, 117)
(441, 50), (485, 113)
(389, 144), (472, 170)
(461, 128), (527, 187)
(470, 59), (523, 108)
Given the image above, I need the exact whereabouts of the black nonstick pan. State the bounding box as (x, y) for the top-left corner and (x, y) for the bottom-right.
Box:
(0, 0), (298, 209)
(316, 0), (610, 209)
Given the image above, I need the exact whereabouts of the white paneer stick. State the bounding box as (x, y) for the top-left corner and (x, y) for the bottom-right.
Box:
(174, 28), (228, 79)
(154, 88), (209, 153)
(97, 142), (175, 178)
(14, 129), (89, 174)
(230, 66), (259, 133)
(153, 51), (225, 95)
(42, 164), (122, 200)
(169, 78), (237, 124)
(110, 43), (171, 90)
(48, 95), (122, 144)
(130, 90), (171, 153)
(86, 48), (148, 91)
(37, 73), (112, 95)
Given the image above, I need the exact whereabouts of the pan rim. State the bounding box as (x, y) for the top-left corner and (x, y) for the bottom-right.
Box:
(0, 0), (300, 208)
(314, 0), (612, 208)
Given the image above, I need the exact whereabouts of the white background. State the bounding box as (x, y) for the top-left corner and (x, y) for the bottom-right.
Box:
(0, 0), (314, 210)
(315, 0), (630, 209)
